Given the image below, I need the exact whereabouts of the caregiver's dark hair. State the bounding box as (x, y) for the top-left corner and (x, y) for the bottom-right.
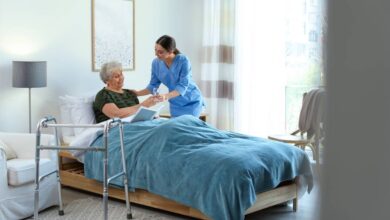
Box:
(156, 35), (181, 55)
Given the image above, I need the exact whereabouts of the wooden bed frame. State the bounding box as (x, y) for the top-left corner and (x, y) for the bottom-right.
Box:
(58, 151), (298, 219)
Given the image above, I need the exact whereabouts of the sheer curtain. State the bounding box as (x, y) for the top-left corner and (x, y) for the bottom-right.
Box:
(234, 0), (325, 137)
(234, 1), (286, 137)
(200, 0), (235, 130)
(201, 0), (325, 134)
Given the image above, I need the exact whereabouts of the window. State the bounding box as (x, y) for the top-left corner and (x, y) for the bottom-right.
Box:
(309, 30), (318, 42)
(234, 0), (326, 136)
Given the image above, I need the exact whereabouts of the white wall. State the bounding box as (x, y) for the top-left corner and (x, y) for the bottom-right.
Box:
(321, 1), (390, 219)
(0, 0), (203, 133)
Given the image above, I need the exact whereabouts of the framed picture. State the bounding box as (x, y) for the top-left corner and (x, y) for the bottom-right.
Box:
(92, 0), (135, 71)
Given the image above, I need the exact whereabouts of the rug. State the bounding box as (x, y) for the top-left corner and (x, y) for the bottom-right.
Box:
(34, 197), (189, 220)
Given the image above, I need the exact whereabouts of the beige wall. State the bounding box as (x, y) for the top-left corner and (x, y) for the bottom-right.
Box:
(0, 0), (203, 132)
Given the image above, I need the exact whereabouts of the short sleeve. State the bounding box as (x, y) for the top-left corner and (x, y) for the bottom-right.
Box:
(94, 90), (113, 111)
(146, 59), (162, 93)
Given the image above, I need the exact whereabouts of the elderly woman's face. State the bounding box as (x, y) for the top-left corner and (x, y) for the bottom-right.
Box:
(107, 69), (124, 90)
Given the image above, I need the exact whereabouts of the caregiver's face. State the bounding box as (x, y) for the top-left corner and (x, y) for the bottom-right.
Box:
(155, 44), (170, 60)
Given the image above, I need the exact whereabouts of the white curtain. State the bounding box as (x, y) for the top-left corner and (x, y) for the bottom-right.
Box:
(202, 0), (325, 135)
(200, 0), (235, 130)
(234, 0), (325, 137)
(234, 1), (287, 137)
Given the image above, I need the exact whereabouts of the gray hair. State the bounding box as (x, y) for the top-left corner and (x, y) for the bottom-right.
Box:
(99, 61), (122, 83)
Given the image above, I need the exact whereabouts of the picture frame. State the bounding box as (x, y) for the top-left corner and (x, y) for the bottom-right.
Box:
(92, 0), (135, 71)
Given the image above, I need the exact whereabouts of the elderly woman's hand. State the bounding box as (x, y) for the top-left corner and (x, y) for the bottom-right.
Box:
(141, 96), (158, 108)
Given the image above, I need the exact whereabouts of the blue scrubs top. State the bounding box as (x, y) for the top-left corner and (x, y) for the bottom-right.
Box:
(146, 54), (204, 117)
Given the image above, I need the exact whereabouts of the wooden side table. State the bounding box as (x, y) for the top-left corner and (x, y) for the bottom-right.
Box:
(159, 113), (207, 122)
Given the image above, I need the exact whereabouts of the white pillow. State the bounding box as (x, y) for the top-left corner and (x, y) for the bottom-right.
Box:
(58, 95), (96, 136)
(59, 96), (75, 137)
(0, 138), (17, 160)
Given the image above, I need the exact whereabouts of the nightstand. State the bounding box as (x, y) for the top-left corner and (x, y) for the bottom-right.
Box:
(159, 113), (207, 122)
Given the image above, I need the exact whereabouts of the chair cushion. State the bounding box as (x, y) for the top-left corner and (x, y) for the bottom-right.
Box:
(0, 138), (17, 160)
(7, 158), (55, 186)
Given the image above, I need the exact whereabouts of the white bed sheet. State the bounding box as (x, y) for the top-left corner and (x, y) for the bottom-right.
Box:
(68, 127), (102, 163)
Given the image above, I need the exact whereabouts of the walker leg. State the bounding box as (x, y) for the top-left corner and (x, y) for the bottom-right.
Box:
(103, 157), (109, 220)
(34, 147), (40, 219)
(119, 123), (133, 219)
(56, 169), (64, 215)
(103, 190), (108, 220)
(124, 178), (132, 219)
(103, 130), (109, 220)
(54, 129), (64, 216)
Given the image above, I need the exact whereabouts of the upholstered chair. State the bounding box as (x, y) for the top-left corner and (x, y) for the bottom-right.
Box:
(0, 132), (59, 220)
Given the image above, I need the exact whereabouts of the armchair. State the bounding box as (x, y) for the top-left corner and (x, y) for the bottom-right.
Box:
(0, 132), (59, 220)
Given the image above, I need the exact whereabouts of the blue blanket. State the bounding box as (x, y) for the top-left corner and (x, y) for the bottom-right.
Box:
(84, 115), (313, 220)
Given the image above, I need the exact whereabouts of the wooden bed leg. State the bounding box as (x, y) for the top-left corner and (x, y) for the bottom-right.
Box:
(292, 176), (299, 212)
(293, 198), (298, 212)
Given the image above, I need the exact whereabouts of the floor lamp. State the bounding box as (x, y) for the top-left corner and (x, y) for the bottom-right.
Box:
(12, 61), (47, 133)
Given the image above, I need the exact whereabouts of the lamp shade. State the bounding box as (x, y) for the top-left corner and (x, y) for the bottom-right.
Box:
(12, 61), (47, 88)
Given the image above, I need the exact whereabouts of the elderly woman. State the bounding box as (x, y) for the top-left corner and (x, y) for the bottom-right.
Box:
(93, 61), (157, 123)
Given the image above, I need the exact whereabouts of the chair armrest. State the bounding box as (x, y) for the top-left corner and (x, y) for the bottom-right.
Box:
(0, 132), (56, 160)
(291, 130), (302, 136)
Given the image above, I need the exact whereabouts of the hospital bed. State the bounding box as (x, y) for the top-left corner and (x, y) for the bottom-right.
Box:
(40, 115), (313, 220)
